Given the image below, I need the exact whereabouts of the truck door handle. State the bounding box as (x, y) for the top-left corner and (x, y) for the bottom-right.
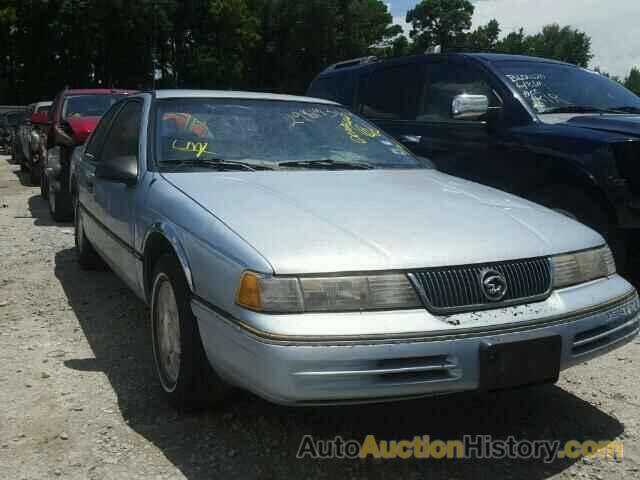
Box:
(399, 135), (422, 145)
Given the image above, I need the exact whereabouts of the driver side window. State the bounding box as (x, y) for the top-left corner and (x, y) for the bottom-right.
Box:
(85, 104), (120, 160)
(418, 62), (498, 123)
(100, 101), (142, 165)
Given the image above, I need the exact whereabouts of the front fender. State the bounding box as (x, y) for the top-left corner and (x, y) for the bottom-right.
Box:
(142, 222), (195, 294)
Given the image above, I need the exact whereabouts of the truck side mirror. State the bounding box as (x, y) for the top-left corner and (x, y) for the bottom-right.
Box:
(451, 94), (489, 121)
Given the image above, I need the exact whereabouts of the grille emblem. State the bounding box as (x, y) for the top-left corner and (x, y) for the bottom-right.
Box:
(480, 269), (508, 301)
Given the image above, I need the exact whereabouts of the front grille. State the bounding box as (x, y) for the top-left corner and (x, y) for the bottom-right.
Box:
(409, 257), (552, 314)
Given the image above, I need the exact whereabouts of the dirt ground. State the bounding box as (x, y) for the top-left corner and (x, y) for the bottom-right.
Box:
(0, 155), (639, 480)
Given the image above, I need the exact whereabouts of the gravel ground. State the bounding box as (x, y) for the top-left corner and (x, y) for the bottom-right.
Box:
(1, 155), (639, 480)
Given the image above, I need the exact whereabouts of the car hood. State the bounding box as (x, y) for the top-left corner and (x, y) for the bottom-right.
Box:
(163, 170), (604, 274)
(66, 116), (100, 144)
(564, 114), (640, 137)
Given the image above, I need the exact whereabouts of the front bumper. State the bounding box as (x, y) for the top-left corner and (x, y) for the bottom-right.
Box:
(193, 279), (640, 406)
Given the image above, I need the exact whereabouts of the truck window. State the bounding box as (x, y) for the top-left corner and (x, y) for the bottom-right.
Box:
(308, 75), (354, 106)
(359, 65), (419, 120)
(418, 63), (496, 123)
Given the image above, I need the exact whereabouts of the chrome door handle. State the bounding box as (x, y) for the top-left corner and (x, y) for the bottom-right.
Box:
(399, 135), (422, 144)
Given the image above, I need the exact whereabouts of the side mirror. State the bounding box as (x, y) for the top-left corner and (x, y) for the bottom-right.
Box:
(95, 156), (138, 186)
(451, 94), (489, 121)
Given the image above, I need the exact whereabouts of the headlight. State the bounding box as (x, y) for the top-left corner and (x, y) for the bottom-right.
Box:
(236, 272), (421, 313)
(551, 246), (616, 289)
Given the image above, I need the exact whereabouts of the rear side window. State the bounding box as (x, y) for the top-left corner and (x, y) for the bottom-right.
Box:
(359, 64), (420, 120)
(308, 74), (354, 106)
(418, 62), (497, 122)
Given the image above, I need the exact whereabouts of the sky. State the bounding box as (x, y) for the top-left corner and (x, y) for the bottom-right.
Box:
(388, 0), (640, 79)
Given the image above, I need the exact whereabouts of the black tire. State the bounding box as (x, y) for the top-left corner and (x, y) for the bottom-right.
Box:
(49, 186), (73, 222)
(29, 159), (40, 186)
(40, 172), (48, 199)
(531, 186), (628, 273)
(150, 254), (230, 411)
(74, 199), (103, 270)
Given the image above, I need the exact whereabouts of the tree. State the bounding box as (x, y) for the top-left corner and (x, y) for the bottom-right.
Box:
(526, 24), (592, 67)
(495, 28), (528, 54)
(406, 0), (474, 53)
(495, 24), (592, 67)
(625, 67), (640, 95)
(459, 19), (500, 51)
(0, 0), (399, 102)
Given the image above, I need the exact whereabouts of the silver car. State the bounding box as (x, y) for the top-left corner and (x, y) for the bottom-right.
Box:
(71, 90), (639, 409)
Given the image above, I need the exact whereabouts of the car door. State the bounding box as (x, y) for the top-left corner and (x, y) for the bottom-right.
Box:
(401, 58), (509, 188)
(79, 100), (143, 290)
(358, 57), (511, 189)
(356, 61), (422, 141)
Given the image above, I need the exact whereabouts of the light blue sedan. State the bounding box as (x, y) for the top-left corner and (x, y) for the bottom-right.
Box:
(71, 90), (639, 410)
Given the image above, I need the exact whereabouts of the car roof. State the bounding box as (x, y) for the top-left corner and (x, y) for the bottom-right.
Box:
(63, 88), (138, 96)
(316, 52), (575, 76)
(35, 101), (52, 108)
(154, 89), (339, 105)
(463, 52), (574, 67)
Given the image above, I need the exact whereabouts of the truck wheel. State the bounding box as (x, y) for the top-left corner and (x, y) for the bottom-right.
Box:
(150, 254), (230, 411)
(74, 199), (103, 270)
(531, 187), (628, 273)
(49, 187), (73, 222)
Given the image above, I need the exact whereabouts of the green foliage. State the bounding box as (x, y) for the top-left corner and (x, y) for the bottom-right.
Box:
(0, 0), (634, 102)
(494, 24), (592, 66)
(458, 19), (500, 51)
(625, 67), (640, 95)
(406, 0), (474, 52)
(0, 0), (397, 102)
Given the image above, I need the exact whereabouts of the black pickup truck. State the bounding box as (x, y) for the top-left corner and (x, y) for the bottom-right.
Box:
(308, 53), (640, 270)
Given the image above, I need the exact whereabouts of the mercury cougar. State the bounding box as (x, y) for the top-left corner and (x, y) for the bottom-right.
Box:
(71, 90), (640, 409)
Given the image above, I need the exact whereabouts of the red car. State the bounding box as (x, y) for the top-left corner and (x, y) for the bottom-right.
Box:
(43, 88), (137, 221)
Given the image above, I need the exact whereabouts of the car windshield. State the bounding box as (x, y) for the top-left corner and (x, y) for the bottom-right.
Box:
(496, 61), (640, 114)
(63, 95), (120, 118)
(156, 99), (423, 170)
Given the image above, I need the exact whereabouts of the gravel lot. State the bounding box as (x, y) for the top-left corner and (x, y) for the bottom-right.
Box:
(1, 154), (639, 479)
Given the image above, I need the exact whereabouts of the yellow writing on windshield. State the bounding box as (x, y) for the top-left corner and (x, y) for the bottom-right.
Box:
(171, 139), (215, 158)
(339, 114), (381, 144)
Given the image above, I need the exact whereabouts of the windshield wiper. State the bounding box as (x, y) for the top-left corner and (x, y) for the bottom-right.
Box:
(539, 105), (627, 115)
(159, 158), (272, 172)
(278, 159), (374, 170)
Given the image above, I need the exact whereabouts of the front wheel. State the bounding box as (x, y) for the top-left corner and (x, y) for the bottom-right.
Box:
(49, 185), (73, 222)
(29, 157), (41, 186)
(40, 172), (48, 199)
(74, 199), (103, 270)
(150, 254), (230, 411)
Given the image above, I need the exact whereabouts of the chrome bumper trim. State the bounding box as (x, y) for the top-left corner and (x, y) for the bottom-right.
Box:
(192, 288), (638, 346)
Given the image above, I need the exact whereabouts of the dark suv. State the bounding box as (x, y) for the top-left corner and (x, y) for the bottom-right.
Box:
(308, 53), (640, 270)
